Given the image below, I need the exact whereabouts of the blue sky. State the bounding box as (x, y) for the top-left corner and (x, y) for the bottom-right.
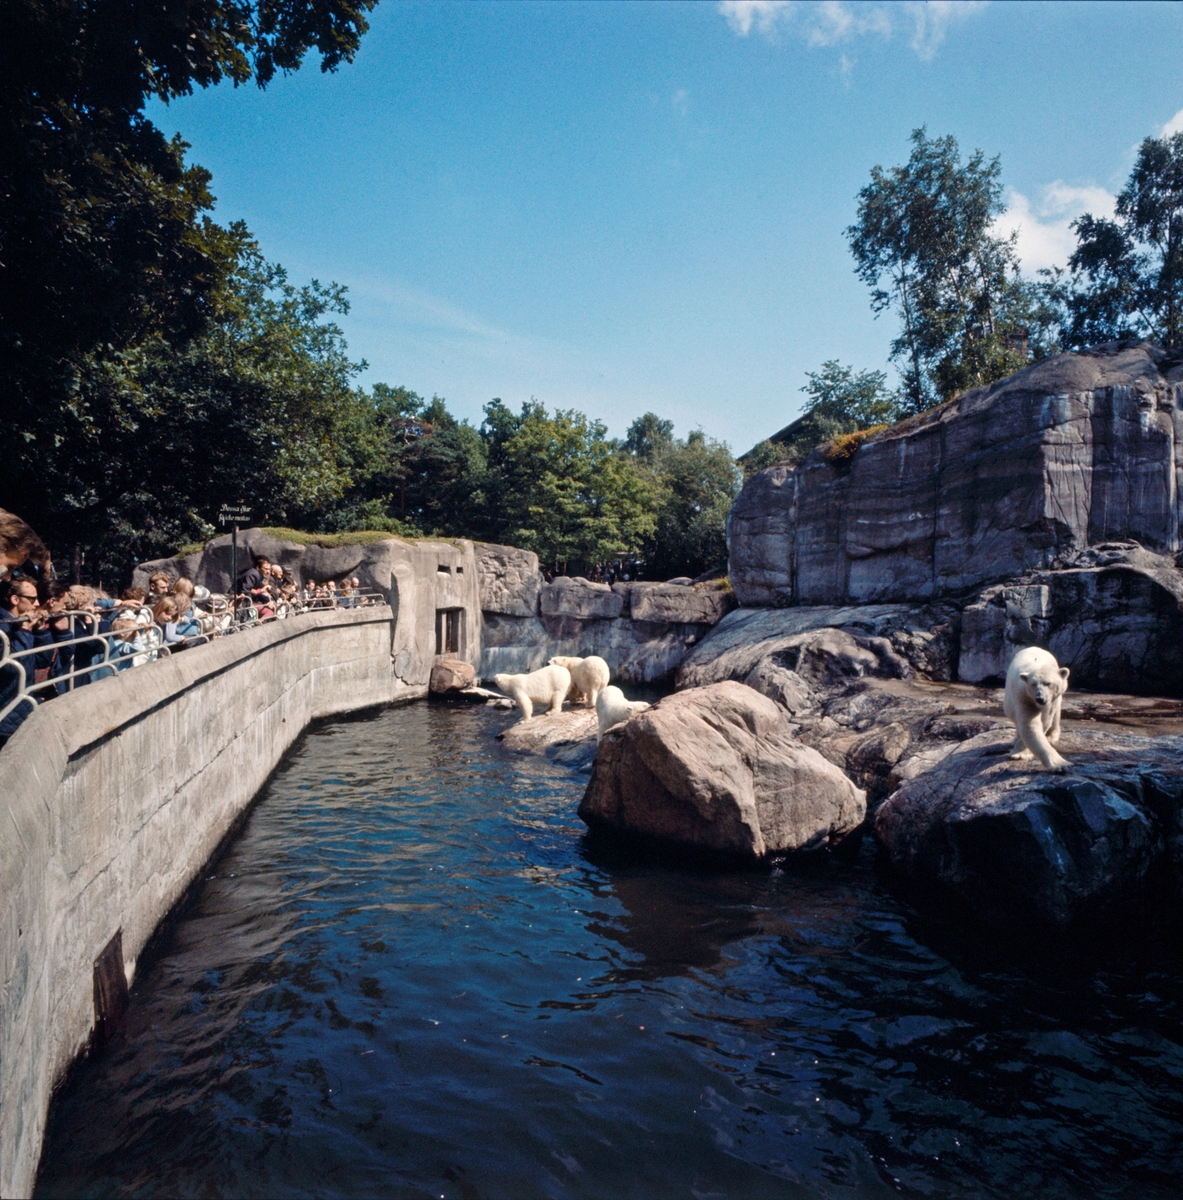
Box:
(148, 1), (1183, 454)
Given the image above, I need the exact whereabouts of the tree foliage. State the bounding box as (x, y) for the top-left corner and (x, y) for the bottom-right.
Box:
(1044, 132), (1183, 350)
(0, 0), (377, 503)
(846, 128), (1041, 411)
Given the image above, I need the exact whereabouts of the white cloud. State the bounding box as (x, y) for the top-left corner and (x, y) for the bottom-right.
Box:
(718, 1), (791, 38)
(1162, 107), (1183, 137)
(905, 1), (988, 62)
(994, 182), (1117, 274)
(717, 0), (985, 60)
(805, 1), (891, 47)
(672, 88), (690, 117)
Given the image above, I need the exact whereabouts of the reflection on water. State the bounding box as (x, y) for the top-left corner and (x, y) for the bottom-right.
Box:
(35, 704), (1183, 1199)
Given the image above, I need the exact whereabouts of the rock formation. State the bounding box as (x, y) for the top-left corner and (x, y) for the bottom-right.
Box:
(476, 543), (736, 685)
(579, 681), (866, 858)
(874, 728), (1183, 926)
(729, 343), (1183, 608)
(430, 658), (476, 694)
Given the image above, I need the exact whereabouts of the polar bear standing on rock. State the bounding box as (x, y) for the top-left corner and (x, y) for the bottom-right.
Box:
(549, 655), (611, 709)
(596, 685), (651, 742)
(493, 664), (572, 723)
(1004, 645), (1071, 772)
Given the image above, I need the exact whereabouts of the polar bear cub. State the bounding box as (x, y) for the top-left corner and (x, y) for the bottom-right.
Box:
(595, 685), (651, 742)
(549, 655), (611, 708)
(1003, 645), (1070, 772)
(492, 664), (572, 723)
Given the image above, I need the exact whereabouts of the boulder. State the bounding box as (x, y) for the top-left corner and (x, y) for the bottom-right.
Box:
(729, 343), (1183, 607)
(874, 728), (1183, 927)
(475, 542), (542, 617)
(430, 658), (476, 693)
(498, 708), (598, 771)
(958, 544), (1183, 696)
(540, 577), (624, 620)
(578, 681), (866, 858)
(676, 603), (957, 690)
(626, 582), (736, 625)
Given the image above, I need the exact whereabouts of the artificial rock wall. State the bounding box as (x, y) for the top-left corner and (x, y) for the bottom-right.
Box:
(476, 544), (735, 685)
(729, 344), (1183, 608)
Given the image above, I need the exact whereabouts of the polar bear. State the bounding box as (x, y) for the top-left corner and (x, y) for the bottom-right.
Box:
(1003, 645), (1070, 772)
(595, 685), (651, 742)
(492, 663), (572, 722)
(549, 655), (611, 708)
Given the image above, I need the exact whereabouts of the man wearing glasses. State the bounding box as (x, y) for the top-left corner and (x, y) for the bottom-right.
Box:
(0, 577), (50, 749)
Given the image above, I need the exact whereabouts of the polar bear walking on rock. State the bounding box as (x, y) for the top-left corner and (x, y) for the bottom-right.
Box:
(549, 655), (611, 709)
(596, 685), (651, 742)
(492, 664), (572, 723)
(1003, 645), (1071, 772)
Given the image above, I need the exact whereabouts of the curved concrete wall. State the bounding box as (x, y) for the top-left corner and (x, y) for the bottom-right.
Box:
(0, 576), (475, 1196)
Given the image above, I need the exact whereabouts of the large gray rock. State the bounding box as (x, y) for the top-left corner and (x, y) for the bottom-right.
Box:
(730, 344), (1183, 607)
(579, 681), (866, 858)
(497, 708), (599, 771)
(625, 582), (736, 625)
(475, 542), (541, 617)
(875, 728), (1183, 926)
(479, 608), (721, 686)
(958, 543), (1183, 695)
(676, 603), (958, 690)
(541, 576), (625, 620)
(430, 658), (476, 693)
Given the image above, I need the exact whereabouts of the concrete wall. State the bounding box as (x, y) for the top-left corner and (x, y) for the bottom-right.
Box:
(474, 543), (736, 686)
(1, 539), (485, 1198)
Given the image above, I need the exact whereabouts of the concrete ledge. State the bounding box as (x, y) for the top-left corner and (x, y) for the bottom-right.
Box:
(0, 607), (401, 1198)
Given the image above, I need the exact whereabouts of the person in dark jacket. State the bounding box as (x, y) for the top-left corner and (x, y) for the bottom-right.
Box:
(0, 577), (51, 748)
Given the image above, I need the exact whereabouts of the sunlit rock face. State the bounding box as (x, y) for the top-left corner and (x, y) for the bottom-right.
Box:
(579, 681), (866, 859)
(729, 344), (1183, 608)
(475, 548), (737, 686)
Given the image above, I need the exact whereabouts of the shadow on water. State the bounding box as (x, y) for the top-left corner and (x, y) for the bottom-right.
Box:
(33, 704), (1183, 1200)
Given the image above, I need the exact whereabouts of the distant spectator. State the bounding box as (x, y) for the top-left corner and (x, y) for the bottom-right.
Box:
(147, 571), (173, 598)
(107, 618), (146, 672)
(152, 597), (185, 645)
(65, 585), (105, 685)
(239, 555), (270, 598)
(0, 577), (51, 747)
(167, 579), (201, 640)
(0, 508), (51, 583)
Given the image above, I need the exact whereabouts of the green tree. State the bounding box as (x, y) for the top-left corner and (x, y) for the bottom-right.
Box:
(1048, 132), (1183, 349)
(623, 413), (675, 465)
(479, 400), (659, 572)
(9, 239), (371, 583)
(741, 362), (902, 475)
(846, 128), (1033, 411)
(0, 0), (377, 562)
(643, 430), (740, 580)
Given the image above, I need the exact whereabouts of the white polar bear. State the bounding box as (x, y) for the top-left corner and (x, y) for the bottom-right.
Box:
(549, 655), (611, 709)
(595, 685), (651, 742)
(492, 664), (572, 722)
(1003, 645), (1071, 772)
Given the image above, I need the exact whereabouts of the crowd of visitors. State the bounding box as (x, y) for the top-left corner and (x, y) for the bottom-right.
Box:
(0, 511), (378, 750)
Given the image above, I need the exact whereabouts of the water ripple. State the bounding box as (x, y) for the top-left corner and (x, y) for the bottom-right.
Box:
(35, 704), (1183, 1199)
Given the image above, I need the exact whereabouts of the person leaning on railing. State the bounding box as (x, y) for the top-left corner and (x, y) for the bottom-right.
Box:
(0, 577), (51, 749)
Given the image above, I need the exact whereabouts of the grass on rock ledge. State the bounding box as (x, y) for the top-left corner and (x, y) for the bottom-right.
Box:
(174, 528), (463, 556)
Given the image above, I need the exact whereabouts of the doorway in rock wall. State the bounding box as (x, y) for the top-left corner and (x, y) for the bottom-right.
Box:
(435, 608), (466, 656)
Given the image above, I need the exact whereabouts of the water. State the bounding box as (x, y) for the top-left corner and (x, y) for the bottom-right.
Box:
(35, 704), (1183, 1199)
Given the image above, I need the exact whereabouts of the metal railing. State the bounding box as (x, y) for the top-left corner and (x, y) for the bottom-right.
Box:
(0, 589), (388, 741)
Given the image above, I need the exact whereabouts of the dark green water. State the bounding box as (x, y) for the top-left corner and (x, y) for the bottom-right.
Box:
(34, 704), (1183, 1198)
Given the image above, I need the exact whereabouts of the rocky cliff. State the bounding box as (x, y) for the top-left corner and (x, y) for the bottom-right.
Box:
(729, 343), (1183, 608)
(476, 543), (735, 685)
